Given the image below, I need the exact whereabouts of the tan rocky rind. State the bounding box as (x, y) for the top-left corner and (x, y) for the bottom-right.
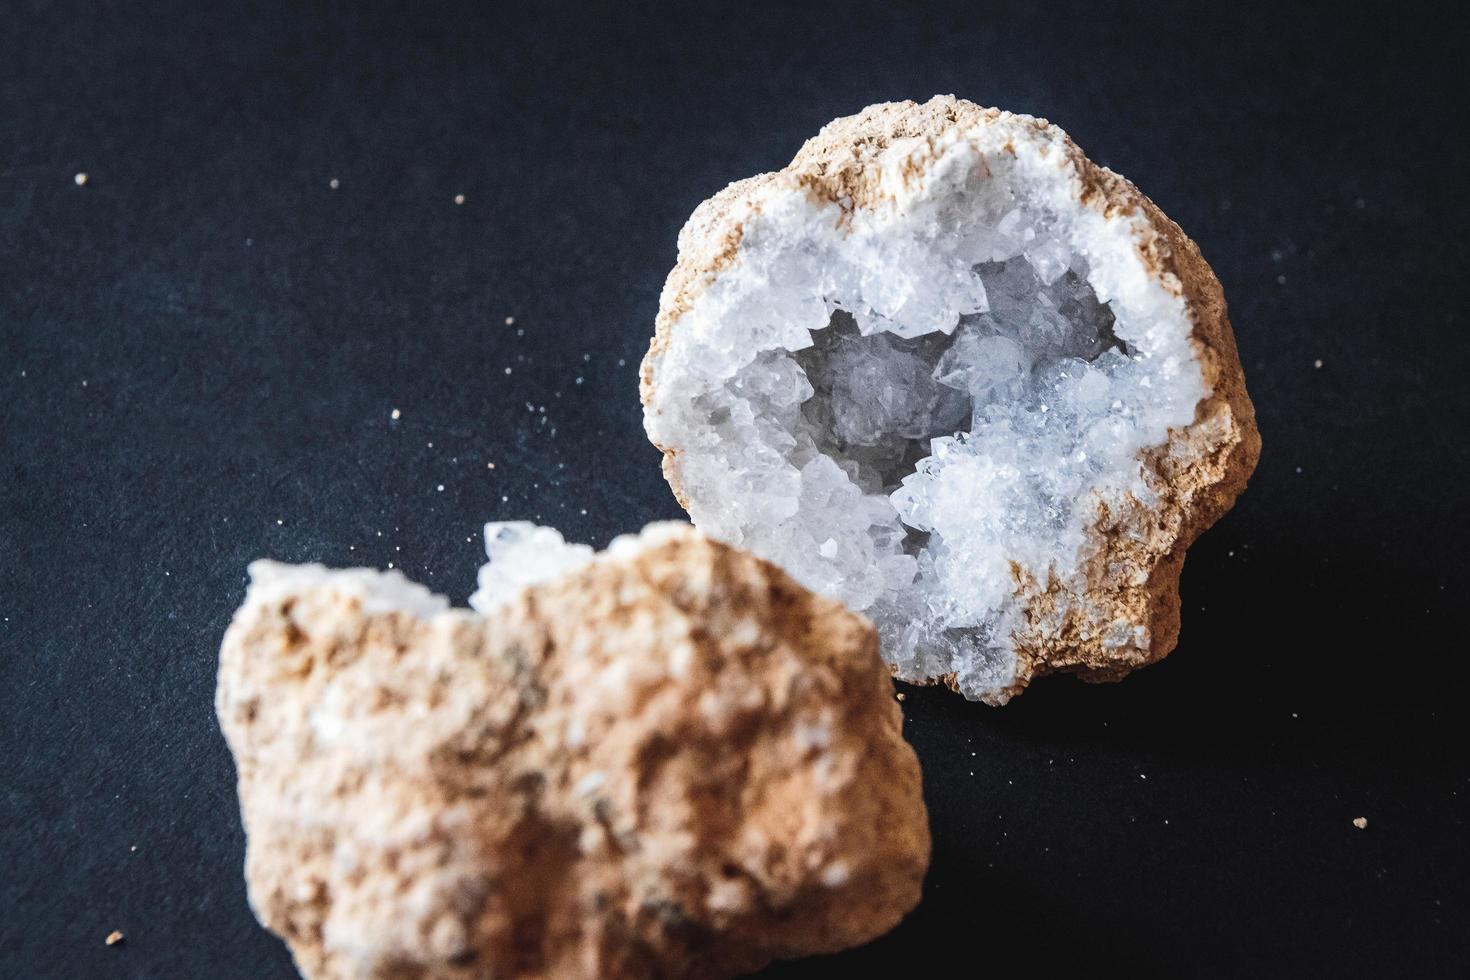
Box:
(217, 527), (930, 979)
(642, 96), (1260, 702)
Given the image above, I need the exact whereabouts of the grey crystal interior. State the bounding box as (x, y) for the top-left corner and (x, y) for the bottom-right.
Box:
(791, 255), (1127, 502)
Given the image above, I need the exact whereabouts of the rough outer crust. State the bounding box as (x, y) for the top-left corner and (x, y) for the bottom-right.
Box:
(216, 528), (930, 979)
(641, 96), (1261, 702)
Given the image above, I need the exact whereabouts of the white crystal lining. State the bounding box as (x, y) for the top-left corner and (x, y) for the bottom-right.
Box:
(645, 126), (1204, 699)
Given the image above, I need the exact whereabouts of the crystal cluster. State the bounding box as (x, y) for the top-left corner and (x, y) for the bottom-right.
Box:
(643, 97), (1259, 702)
(469, 520), (594, 611)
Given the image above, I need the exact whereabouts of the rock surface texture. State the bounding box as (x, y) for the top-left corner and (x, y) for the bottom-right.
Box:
(642, 96), (1260, 703)
(216, 523), (930, 980)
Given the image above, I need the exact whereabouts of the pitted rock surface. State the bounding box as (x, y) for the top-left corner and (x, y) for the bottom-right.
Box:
(217, 525), (929, 979)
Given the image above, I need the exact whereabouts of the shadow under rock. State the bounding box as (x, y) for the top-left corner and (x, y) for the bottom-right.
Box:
(971, 515), (1462, 760)
(756, 858), (1164, 979)
(751, 507), (1467, 978)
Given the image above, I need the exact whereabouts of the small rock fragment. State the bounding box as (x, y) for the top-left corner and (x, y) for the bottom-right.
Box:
(217, 523), (929, 979)
(105, 930), (124, 946)
(1353, 816), (1368, 830)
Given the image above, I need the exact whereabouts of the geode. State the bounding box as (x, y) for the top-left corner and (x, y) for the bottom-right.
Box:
(642, 97), (1260, 704)
(216, 523), (929, 980)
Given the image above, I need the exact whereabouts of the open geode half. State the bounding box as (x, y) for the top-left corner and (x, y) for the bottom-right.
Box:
(642, 97), (1259, 704)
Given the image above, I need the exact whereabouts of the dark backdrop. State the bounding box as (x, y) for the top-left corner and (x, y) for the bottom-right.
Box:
(3, 1), (1467, 977)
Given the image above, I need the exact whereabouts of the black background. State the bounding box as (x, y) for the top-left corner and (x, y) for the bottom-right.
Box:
(3, 1), (1467, 977)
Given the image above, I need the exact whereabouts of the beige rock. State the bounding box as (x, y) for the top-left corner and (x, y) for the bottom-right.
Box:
(217, 525), (929, 979)
(641, 96), (1260, 703)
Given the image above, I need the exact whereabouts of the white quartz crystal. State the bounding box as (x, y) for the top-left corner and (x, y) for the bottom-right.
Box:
(468, 521), (596, 612)
(643, 106), (1216, 702)
(469, 520), (696, 613)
